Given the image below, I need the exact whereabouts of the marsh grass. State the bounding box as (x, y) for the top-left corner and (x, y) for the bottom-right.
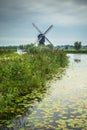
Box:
(0, 46), (68, 123)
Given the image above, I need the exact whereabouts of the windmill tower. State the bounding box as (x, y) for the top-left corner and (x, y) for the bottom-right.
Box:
(32, 23), (53, 45)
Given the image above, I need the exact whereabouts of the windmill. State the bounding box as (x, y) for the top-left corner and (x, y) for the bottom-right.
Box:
(32, 23), (53, 45)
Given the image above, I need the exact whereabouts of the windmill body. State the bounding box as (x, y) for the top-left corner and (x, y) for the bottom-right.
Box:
(38, 34), (45, 45)
(32, 23), (53, 45)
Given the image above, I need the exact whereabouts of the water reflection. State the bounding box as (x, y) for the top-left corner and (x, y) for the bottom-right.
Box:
(74, 59), (81, 63)
(74, 54), (81, 63)
(67, 53), (87, 68)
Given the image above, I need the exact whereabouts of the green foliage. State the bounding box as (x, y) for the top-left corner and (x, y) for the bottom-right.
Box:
(65, 49), (87, 54)
(0, 46), (68, 121)
(46, 43), (54, 49)
(0, 48), (15, 55)
(74, 41), (82, 50)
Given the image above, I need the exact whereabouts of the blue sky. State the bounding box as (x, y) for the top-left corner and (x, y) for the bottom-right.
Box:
(0, 0), (87, 46)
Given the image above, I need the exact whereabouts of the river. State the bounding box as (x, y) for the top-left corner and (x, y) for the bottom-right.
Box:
(1, 54), (87, 130)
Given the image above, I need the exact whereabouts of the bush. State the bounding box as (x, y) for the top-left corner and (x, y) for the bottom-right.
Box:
(0, 46), (68, 120)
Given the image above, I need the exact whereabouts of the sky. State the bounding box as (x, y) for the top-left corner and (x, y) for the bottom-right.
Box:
(0, 0), (87, 46)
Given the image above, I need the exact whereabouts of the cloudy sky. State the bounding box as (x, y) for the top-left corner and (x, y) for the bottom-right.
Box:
(0, 0), (87, 46)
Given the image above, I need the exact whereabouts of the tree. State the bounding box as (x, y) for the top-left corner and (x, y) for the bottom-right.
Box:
(74, 41), (82, 50)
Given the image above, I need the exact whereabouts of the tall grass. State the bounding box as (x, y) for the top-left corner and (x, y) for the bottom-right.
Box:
(0, 46), (68, 120)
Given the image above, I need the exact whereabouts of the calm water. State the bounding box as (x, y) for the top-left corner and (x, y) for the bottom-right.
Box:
(1, 54), (87, 130)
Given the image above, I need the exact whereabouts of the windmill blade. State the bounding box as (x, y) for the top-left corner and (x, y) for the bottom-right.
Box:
(34, 36), (43, 45)
(45, 36), (53, 44)
(34, 39), (38, 45)
(32, 23), (42, 34)
(44, 25), (53, 35)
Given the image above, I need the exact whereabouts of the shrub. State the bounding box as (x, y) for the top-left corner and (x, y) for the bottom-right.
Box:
(0, 46), (68, 120)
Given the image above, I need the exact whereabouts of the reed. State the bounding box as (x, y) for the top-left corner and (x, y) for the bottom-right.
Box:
(0, 46), (68, 122)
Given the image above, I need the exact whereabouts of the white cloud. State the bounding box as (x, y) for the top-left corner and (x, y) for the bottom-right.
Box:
(0, 0), (87, 25)
(0, 0), (87, 45)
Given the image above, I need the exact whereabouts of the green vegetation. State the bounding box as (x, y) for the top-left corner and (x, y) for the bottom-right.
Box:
(0, 46), (16, 55)
(74, 41), (82, 50)
(0, 46), (68, 124)
(56, 41), (87, 53)
(65, 49), (87, 54)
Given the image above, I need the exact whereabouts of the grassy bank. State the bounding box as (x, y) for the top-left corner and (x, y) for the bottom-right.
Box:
(0, 46), (68, 124)
(65, 49), (87, 54)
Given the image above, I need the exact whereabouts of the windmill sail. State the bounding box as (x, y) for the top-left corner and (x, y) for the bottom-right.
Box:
(32, 23), (53, 45)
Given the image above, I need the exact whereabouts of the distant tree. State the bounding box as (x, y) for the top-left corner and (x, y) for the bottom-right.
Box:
(74, 41), (82, 50)
(19, 45), (24, 49)
(65, 45), (68, 49)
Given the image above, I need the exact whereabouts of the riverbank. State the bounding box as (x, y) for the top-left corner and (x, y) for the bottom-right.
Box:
(0, 46), (68, 127)
(65, 49), (87, 54)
